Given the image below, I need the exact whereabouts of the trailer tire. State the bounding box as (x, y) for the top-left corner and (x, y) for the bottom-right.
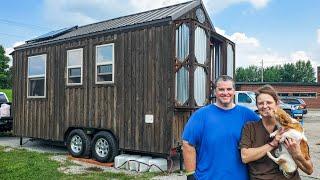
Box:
(91, 131), (118, 162)
(66, 129), (91, 158)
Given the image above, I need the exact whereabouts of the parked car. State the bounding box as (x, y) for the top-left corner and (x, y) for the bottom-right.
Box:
(281, 97), (307, 114)
(235, 91), (303, 118)
(0, 92), (9, 104)
(0, 92), (12, 132)
(234, 91), (258, 113)
(279, 100), (304, 119)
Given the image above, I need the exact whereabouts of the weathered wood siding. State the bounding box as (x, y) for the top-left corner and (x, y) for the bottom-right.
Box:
(13, 4), (233, 155)
(171, 5), (215, 147)
(13, 24), (175, 154)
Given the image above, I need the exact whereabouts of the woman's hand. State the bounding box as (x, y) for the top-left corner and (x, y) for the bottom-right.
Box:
(269, 128), (286, 147)
(284, 138), (303, 158)
(284, 138), (313, 175)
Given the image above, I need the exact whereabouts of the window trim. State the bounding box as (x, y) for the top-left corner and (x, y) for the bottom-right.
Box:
(27, 54), (47, 99)
(95, 43), (115, 84)
(67, 48), (83, 86)
(279, 92), (317, 98)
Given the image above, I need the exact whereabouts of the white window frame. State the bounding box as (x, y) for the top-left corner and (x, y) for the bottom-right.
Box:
(67, 48), (83, 86)
(95, 43), (114, 84)
(27, 54), (46, 98)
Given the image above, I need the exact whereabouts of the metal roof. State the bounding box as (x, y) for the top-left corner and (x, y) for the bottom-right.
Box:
(17, 0), (202, 49)
(26, 26), (78, 43)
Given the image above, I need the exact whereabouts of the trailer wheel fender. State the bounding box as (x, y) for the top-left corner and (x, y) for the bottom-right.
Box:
(66, 129), (91, 157)
(91, 131), (118, 162)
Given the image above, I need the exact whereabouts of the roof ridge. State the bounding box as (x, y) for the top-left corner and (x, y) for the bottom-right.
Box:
(77, 0), (194, 29)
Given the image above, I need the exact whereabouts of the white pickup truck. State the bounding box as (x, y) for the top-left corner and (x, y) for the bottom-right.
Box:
(234, 91), (298, 117)
(0, 92), (12, 132)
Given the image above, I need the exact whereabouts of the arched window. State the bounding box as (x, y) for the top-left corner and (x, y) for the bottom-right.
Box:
(195, 27), (207, 64)
(175, 67), (189, 105)
(175, 24), (189, 62)
(194, 67), (206, 106)
(175, 23), (190, 105)
(194, 26), (207, 106)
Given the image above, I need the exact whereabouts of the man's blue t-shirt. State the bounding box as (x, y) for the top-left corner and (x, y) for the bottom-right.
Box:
(182, 104), (260, 180)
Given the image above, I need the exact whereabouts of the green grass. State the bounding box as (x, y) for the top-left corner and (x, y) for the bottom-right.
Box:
(0, 146), (161, 180)
(0, 89), (12, 102)
(0, 131), (13, 137)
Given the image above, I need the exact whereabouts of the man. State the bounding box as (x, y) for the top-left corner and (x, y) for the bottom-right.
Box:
(182, 75), (260, 180)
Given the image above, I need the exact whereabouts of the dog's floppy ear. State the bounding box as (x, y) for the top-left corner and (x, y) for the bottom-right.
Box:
(300, 140), (310, 160)
(275, 108), (291, 125)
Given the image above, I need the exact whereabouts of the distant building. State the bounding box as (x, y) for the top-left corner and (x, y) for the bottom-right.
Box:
(236, 66), (320, 108)
(236, 82), (320, 108)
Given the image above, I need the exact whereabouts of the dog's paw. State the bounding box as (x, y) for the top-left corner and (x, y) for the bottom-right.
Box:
(270, 131), (278, 138)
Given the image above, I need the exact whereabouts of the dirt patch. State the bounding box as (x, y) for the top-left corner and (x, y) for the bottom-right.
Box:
(51, 155), (135, 175)
(58, 166), (90, 175)
(3, 147), (13, 152)
(50, 155), (67, 164)
(85, 166), (104, 172)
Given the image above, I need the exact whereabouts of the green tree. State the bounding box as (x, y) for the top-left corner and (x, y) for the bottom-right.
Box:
(280, 60), (315, 82)
(263, 65), (282, 82)
(0, 45), (11, 88)
(293, 60), (316, 82)
(235, 65), (261, 82)
(236, 60), (316, 83)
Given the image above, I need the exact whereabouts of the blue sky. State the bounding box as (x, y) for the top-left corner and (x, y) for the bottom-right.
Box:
(1, 0), (319, 73)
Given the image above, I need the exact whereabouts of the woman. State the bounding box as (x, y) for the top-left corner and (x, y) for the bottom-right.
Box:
(239, 85), (313, 180)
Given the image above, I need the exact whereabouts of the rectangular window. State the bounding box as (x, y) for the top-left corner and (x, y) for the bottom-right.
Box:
(292, 92), (317, 98)
(28, 54), (46, 98)
(278, 93), (289, 97)
(96, 43), (114, 84)
(278, 92), (317, 98)
(67, 48), (83, 85)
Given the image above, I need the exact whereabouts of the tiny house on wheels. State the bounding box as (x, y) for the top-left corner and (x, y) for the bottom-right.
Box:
(12, 0), (235, 162)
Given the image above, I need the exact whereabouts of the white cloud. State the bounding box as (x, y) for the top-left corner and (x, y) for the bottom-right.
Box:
(41, 0), (271, 28)
(5, 41), (25, 66)
(215, 27), (263, 66)
(249, 0), (269, 9)
(129, 0), (186, 12)
(42, 0), (135, 27)
(203, 0), (270, 14)
(43, 0), (97, 27)
(317, 29), (320, 44)
(215, 28), (260, 48)
(290, 51), (310, 61)
(215, 27), (319, 71)
(230, 32), (260, 47)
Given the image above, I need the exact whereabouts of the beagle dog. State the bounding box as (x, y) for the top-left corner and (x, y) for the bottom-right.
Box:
(267, 108), (310, 177)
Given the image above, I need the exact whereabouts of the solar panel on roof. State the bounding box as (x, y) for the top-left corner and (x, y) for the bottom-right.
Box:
(26, 26), (78, 43)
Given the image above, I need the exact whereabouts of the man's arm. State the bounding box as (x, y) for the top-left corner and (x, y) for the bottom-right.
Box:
(183, 140), (196, 172)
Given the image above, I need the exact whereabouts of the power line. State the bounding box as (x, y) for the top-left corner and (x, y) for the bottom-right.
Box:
(0, 18), (51, 31)
(0, 32), (26, 38)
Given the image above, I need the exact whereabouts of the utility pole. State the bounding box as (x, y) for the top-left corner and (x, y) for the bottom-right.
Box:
(261, 59), (264, 82)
